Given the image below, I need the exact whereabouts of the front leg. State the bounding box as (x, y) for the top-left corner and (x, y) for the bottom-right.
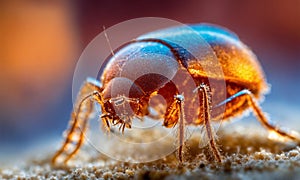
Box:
(156, 81), (187, 162)
(52, 79), (105, 165)
(163, 94), (186, 162)
(176, 94), (185, 163)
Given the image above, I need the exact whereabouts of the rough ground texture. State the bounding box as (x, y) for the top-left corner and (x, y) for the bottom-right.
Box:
(1, 125), (300, 180)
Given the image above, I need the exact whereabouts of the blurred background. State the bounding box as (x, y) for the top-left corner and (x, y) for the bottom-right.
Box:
(0, 0), (299, 162)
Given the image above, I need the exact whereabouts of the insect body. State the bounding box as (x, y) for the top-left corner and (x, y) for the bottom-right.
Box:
(52, 23), (300, 164)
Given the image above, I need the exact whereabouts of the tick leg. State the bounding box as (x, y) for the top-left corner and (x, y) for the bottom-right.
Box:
(196, 83), (222, 162)
(52, 93), (93, 164)
(217, 89), (300, 143)
(175, 94), (185, 162)
(162, 93), (186, 162)
(52, 79), (104, 165)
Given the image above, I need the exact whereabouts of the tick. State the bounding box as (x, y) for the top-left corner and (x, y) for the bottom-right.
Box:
(52, 23), (300, 164)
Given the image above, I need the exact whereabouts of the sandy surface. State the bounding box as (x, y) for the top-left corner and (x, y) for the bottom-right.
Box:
(1, 124), (300, 180)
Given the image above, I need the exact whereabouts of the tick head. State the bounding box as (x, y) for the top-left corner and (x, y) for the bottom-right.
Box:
(102, 77), (149, 121)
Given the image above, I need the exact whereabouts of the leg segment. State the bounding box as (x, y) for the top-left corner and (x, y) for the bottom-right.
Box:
(175, 94), (185, 162)
(52, 79), (105, 165)
(196, 83), (222, 162)
(217, 89), (300, 143)
(162, 94), (186, 162)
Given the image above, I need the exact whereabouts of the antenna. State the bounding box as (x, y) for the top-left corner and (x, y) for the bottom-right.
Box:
(103, 26), (115, 56)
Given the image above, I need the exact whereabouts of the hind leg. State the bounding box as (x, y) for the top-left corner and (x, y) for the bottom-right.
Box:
(216, 89), (300, 143)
